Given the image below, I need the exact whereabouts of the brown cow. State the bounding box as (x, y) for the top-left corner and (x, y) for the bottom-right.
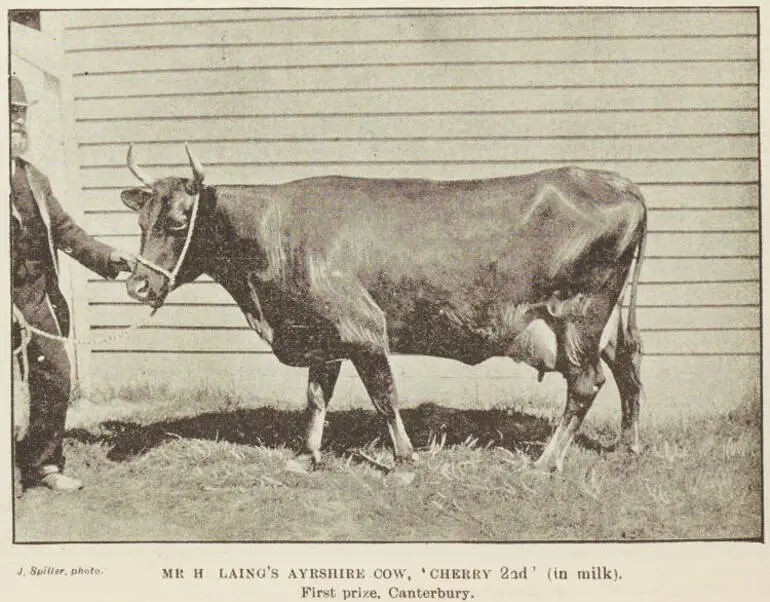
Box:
(121, 145), (646, 473)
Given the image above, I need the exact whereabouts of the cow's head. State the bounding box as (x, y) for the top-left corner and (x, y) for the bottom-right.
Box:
(121, 144), (205, 307)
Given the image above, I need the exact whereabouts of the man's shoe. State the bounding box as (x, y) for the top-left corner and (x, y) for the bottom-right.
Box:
(39, 471), (83, 492)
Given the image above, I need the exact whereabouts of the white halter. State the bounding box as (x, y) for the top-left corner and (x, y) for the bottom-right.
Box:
(132, 191), (201, 293)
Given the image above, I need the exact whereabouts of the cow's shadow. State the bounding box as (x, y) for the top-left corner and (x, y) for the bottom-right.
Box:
(66, 403), (609, 463)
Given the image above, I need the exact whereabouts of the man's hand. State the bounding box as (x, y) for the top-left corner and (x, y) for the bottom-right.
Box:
(109, 249), (137, 273)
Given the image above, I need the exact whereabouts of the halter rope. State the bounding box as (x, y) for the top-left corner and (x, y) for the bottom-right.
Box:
(130, 190), (201, 292)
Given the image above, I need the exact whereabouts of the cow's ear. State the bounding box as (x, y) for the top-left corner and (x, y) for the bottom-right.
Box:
(121, 188), (152, 212)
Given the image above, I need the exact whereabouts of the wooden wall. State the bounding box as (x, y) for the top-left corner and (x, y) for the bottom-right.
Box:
(56, 8), (759, 407)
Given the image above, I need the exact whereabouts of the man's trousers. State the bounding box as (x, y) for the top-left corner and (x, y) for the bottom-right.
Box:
(13, 287), (71, 487)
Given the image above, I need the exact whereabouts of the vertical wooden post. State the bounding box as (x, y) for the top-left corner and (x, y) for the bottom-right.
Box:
(46, 14), (94, 397)
(11, 17), (93, 396)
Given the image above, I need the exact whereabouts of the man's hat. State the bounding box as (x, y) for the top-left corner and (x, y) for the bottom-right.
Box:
(10, 76), (36, 107)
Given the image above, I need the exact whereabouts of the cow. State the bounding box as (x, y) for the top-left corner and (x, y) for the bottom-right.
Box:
(120, 144), (646, 473)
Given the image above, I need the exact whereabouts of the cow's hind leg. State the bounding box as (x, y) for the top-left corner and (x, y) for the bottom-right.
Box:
(602, 315), (643, 454)
(350, 351), (414, 465)
(304, 361), (342, 468)
(531, 299), (610, 472)
(533, 359), (606, 472)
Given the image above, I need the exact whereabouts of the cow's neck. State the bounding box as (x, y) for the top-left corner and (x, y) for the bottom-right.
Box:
(191, 186), (254, 299)
(187, 185), (227, 277)
(189, 187), (280, 332)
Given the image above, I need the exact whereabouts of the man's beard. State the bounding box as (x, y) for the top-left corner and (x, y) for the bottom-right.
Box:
(11, 129), (28, 158)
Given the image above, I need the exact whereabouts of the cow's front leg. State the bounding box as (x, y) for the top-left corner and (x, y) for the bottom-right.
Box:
(351, 351), (414, 465)
(304, 361), (342, 468)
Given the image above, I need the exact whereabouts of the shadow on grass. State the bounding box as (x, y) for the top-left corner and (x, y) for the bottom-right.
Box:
(66, 403), (609, 463)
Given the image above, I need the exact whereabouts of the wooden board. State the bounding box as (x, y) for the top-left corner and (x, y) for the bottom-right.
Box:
(78, 135), (758, 167)
(86, 279), (760, 308)
(67, 38), (757, 76)
(75, 86), (759, 121)
(89, 304), (760, 333)
(75, 112), (758, 148)
(639, 184), (758, 209)
(63, 9), (758, 49)
(71, 63), (757, 99)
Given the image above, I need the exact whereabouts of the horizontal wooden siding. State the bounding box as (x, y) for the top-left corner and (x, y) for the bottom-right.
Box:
(59, 8), (759, 384)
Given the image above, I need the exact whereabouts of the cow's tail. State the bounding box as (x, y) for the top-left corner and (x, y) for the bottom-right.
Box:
(621, 212), (647, 396)
(626, 220), (647, 340)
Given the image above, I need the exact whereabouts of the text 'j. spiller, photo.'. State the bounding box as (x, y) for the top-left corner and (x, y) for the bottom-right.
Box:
(9, 7), (760, 543)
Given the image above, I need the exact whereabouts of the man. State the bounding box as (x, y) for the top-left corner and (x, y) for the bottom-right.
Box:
(11, 75), (135, 492)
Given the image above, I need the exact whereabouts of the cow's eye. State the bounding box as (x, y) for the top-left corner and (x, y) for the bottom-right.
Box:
(165, 218), (189, 233)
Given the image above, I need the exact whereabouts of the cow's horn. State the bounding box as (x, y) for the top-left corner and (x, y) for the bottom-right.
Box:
(185, 143), (205, 187)
(126, 144), (155, 188)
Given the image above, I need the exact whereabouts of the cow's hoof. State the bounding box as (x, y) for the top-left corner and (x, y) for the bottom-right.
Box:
(530, 458), (561, 473)
(386, 468), (416, 487)
(613, 435), (643, 456)
(616, 438), (643, 456)
(385, 459), (416, 486)
(285, 454), (316, 474)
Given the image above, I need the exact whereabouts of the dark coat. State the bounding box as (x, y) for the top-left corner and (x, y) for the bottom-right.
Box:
(12, 158), (118, 335)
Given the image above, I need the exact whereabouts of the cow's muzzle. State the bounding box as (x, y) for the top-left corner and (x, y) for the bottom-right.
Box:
(127, 275), (165, 308)
(126, 275), (149, 301)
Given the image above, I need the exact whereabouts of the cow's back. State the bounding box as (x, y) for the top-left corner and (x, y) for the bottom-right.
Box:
(270, 168), (643, 293)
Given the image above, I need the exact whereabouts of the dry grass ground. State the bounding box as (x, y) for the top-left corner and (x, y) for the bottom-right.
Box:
(13, 382), (762, 542)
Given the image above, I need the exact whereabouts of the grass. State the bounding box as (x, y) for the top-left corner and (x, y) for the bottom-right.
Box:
(13, 384), (762, 542)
